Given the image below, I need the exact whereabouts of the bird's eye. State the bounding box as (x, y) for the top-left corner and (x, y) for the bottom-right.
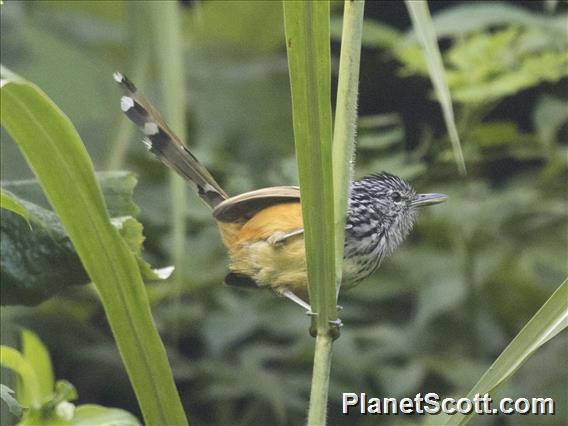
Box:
(391, 191), (402, 202)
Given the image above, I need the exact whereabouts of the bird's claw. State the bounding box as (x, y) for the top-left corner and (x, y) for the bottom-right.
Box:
(329, 318), (343, 327)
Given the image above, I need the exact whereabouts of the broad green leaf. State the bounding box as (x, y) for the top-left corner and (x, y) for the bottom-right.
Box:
(429, 277), (568, 425)
(1, 196), (89, 306)
(284, 0), (336, 331)
(0, 189), (30, 228)
(72, 404), (141, 426)
(0, 384), (22, 417)
(1, 73), (187, 425)
(21, 330), (54, 401)
(2, 171), (139, 218)
(1, 183), (162, 306)
(0, 346), (40, 407)
(405, 1), (466, 174)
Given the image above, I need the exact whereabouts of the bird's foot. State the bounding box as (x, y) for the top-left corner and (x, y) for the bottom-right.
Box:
(328, 318), (343, 340)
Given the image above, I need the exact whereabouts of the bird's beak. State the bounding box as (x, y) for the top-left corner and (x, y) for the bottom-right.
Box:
(412, 193), (448, 207)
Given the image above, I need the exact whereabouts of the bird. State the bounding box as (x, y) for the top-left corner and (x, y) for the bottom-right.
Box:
(113, 72), (447, 313)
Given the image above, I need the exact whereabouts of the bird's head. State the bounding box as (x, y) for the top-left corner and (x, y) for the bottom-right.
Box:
(348, 173), (447, 253)
(357, 172), (447, 215)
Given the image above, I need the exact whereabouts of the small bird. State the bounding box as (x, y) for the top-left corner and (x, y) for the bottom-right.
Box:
(113, 72), (447, 312)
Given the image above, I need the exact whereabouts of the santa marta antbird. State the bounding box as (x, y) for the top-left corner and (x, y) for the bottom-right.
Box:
(113, 72), (447, 313)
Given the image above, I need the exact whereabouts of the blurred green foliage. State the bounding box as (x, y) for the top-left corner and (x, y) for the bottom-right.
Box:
(1, 1), (566, 425)
(1, 330), (141, 425)
(1, 173), (168, 306)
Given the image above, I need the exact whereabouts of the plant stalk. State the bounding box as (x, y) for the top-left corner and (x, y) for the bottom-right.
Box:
(146, 1), (189, 344)
(332, 0), (364, 293)
(307, 333), (333, 426)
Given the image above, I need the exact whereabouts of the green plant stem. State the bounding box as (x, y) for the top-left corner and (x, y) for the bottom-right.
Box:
(145, 1), (189, 344)
(307, 334), (333, 426)
(332, 0), (364, 290)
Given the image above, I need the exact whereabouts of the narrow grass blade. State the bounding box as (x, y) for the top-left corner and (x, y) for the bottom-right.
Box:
(430, 277), (568, 425)
(1, 75), (187, 425)
(283, 0), (336, 331)
(405, 1), (466, 174)
(332, 0), (364, 287)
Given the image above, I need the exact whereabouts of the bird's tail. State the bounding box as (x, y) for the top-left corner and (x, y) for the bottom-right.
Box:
(113, 72), (228, 208)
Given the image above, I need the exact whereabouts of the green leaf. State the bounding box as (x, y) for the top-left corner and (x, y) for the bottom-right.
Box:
(284, 3), (337, 425)
(430, 277), (568, 425)
(0, 189), (30, 228)
(72, 404), (141, 426)
(405, 1), (466, 174)
(1, 179), (160, 306)
(1, 73), (187, 425)
(111, 216), (172, 281)
(2, 171), (139, 218)
(21, 330), (54, 401)
(284, 0), (336, 331)
(51, 380), (78, 404)
(533, 95), (568, 147)
(1, 196), (88, 306)
(429, 3), (567, 39)
(0, 346), (40, 407)
(0, 384), (22, 417)
(445, 29), (568, 104)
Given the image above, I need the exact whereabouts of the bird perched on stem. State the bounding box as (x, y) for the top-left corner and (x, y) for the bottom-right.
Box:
(114, 72), (447, 313)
